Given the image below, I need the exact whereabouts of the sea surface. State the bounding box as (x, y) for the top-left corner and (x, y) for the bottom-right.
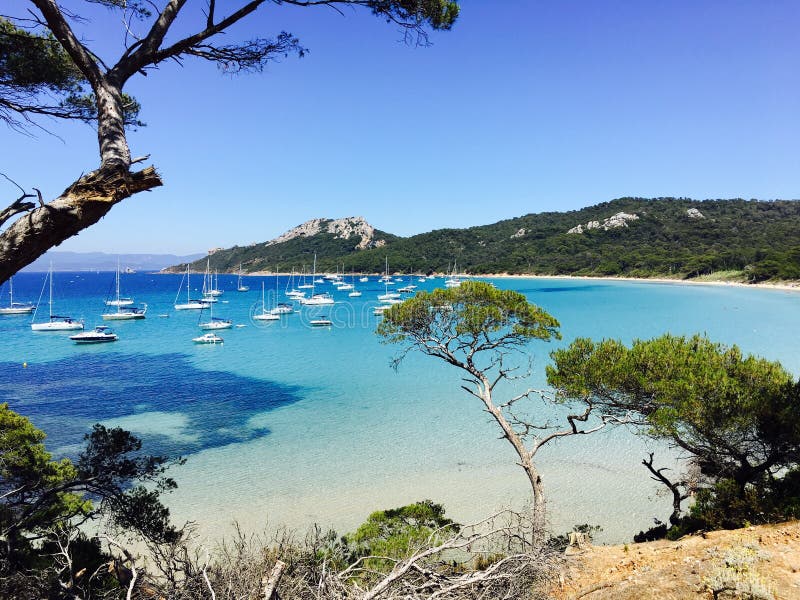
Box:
(1, 272), (799, 543)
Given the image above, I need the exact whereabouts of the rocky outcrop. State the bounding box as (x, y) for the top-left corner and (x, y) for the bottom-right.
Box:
(267, 217), (382, 249)
(567, 212), (639, 234)
(511, 228), (526, 239)
(687, 208), (705, 219)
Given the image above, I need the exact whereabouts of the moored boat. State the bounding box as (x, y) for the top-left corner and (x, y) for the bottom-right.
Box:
(70, 325), (117, 344)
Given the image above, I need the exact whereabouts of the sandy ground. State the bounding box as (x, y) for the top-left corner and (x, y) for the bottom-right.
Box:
(551, 521), (800, 599)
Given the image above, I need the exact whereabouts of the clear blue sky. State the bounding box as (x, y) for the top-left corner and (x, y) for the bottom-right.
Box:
(3, 0), (799, 254)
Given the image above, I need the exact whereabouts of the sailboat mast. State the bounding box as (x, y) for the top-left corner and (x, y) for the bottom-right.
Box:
(49, 263), (53, 319)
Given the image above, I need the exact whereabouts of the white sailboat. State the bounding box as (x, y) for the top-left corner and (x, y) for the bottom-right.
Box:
(174, 265), (205, 310)
(299, 254), (335, 305)
(298, 265), (314, 289)
(105, 260), (134, 306)
(348, 270), (362, 297)
(31, 265), (84, 331)
(444, 261), (463, 288)
(377, 258), (400, 301)
(0, 277), (35, 315)
(198, 297), (232, 329)
(103, 260), (146, 320)
(208, 271), (223, 296)
(253, 280), (279, 321)
(237, 263), (250, 292)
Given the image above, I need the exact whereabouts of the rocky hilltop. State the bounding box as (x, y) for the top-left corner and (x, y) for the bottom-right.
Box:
(267, 217), (385, 250)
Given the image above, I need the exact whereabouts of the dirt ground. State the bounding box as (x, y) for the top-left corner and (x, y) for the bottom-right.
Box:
(551, 521), (800, 599)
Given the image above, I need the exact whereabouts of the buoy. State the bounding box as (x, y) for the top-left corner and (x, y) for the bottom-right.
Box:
(22, 362), (27, 368)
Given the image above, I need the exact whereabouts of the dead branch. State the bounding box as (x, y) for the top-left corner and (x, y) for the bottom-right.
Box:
(262, 559), (286, 599)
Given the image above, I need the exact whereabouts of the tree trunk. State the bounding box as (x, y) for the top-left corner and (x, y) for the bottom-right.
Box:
(479, 382), (547, 546)
(0, 166), (162, 284)
(96, 81), (131, 169)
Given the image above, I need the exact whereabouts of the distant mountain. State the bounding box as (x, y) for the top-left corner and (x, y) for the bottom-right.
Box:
(22, 251), (205, 272)
(164, 198), (800, 282)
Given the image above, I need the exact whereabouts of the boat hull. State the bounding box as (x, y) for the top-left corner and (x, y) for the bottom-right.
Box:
(0, 307), (35, 315)
(32, 321), (84, 331)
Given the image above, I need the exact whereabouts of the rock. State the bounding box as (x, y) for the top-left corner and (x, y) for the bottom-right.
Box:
(566, 213), (638, 234)
(266, 217), (382, 250)
(511, 228), (527, 239)
(687, 208), (705, 219)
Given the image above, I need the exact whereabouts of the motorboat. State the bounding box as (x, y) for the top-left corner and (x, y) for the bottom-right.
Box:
(193, 332), (223, 344)
(70, 325), (117, 344)
(310, 317), (333, 327)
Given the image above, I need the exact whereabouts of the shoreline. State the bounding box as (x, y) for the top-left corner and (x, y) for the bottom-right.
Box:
(478, 273), (800, 293)
(158, 268), (800, 293)
(241, 270), (800, 293)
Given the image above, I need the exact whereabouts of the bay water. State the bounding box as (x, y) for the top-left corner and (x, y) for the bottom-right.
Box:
(2, 272), (798, 543)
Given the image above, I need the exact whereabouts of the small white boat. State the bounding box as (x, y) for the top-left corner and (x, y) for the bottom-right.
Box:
(237, 264), (250, 292)
(0, 277), (35, 315)
(270, 302), (295, 315)
(300, 293), (335, 306)
(102, 303), (147, 320)
(359, 276), (369, 283)
(398, 285), (416, 293)
(198, 299), (232, 329)
(254, 281), (280, 321)
(105, 260), (135, 306)
(300, 254), (335, 305)
(70, 325), (117, 344)
(286, 289), (306, 298)
(378, 292), (401, 301)
(310, 317), (332, 327)
(373, 305), (391, 315)
(193, 332), (223, 344)
(174, 265), (205, 310)
(31, 265), (84, 331)
(200, 317), (233, 330)
(348, 290), (362, 297)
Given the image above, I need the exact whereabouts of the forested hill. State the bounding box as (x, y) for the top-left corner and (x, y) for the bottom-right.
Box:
(167, 198), (800, 282)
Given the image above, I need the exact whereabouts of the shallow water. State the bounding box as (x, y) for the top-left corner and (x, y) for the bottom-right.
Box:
(2, 273), (798, 542)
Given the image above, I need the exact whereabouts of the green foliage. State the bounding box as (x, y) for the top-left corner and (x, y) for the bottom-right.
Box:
(0, 404), (182, 593)
(547, 335), (800, 533)
(346, 500), (458, 562)
(376, 281), (560, 362)
(185, 198), (800, 283)
(0, 16), (142, 126)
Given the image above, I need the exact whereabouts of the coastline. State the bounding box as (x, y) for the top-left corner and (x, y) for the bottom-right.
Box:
(241, 270), (800, 293)
(478, 273), (800, 293)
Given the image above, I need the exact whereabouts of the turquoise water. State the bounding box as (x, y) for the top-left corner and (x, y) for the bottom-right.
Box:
(2, 273), (799, 543)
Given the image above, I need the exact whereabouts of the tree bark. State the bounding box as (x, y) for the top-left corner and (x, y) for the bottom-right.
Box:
(0, 166), (162, 284)
(478, 379), (547, 545)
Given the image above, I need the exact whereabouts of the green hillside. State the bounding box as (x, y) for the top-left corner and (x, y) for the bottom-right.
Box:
(168, 198), (800, 282)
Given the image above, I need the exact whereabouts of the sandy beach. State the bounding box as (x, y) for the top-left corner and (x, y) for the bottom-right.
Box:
(243, 270), (800, 293)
